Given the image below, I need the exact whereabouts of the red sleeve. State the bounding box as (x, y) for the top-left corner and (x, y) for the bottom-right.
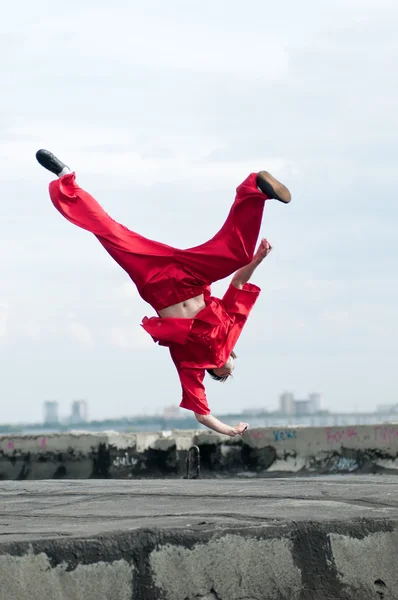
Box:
(222, 283), (261, 318)
(176, 366), (210, 415)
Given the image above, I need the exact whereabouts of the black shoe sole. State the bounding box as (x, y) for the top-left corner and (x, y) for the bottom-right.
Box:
(36, 149), (69, 176)
(257, 171), (291, 203)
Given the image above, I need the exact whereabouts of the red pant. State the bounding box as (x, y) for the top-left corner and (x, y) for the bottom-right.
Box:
(49, 173), (267, 311)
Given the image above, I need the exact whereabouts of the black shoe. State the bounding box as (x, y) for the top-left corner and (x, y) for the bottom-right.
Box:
(36, 149), (70, 177)
(257, 171), (291, 203)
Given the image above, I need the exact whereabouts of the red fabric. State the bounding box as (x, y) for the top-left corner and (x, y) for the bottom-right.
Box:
(48, 172), (267, 414)
(49, 172), (266, 310)
(142, 283), (260, 414)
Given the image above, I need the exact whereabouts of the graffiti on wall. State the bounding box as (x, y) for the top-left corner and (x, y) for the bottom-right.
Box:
(250, 429), (298, 443)
(325, 427), (358, 444)
(1, 437), (47, 452)
(113, 452), (138, 468)
(373, 426), (398, 445)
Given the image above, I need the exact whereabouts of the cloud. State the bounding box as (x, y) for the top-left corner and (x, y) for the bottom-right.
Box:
(108, 283), (156, 349)
(67, 322), (95, 348)
(110, 326), (152, 350)
(0, 305), (8, 338)
(16, 321), (41, 339)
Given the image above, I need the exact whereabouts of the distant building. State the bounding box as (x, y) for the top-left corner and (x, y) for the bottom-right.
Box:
(43, 401), (59, 424)
(70, 400), (88, 424)
(279, 392), (295, 415)
(377, 403), (398, 414)
(308, 393), (322, 413)
(294, 400), (312, 416)
(163, 405), (184, 420)
(279, 392), (322, 416)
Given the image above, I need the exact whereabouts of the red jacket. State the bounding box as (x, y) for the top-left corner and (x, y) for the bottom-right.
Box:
(141, 283), (260, 415)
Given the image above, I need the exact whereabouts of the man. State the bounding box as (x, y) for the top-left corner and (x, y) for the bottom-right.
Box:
(36, 149), (291, 436)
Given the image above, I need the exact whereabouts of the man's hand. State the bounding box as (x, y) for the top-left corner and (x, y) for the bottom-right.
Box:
(230, 422), (249, 437)
(196, 414), (249, 437)
(253, 238), (272, 263)
(231, 238), (272, 289)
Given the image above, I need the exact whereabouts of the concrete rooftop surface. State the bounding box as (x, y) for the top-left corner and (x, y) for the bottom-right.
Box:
(1, 477), (398, 600)
(1, 476), (397, 542)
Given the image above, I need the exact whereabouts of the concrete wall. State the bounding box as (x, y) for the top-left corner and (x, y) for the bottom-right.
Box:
(1, 519), (398, 599)
(0, 423), (397, 480)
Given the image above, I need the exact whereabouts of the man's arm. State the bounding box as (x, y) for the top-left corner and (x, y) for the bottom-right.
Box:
(173, 363), (249, 437)
(231, 238), (272, 289)
(195, 413), (248, 437)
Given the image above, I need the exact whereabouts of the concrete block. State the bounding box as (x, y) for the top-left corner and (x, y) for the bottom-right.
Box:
(330, 530), (398, 599)
(150, 535), (302, 600)
(0, 552), (133, 600)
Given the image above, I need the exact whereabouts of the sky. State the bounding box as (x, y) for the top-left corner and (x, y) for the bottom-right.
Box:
(0, 0), (397, 423)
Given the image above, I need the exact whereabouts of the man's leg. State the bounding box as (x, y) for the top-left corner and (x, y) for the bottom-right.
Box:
(36, 150), (175, 295)
(177, 171), (291, 284)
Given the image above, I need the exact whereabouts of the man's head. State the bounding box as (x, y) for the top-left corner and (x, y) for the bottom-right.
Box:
(207, 351), (237, 383)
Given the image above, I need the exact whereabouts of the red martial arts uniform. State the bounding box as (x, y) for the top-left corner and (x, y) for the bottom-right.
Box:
(48, 173), (267, 414)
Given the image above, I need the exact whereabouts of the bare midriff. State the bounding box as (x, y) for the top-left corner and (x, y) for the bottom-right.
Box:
(157, 294), (206, 319)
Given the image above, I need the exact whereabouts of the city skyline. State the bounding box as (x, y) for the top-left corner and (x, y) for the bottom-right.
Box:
(5, 392), (397, 428)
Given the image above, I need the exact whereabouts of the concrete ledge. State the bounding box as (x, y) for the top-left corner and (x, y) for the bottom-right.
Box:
(0, 478), (398, 599)
(0, 424), (397, 480)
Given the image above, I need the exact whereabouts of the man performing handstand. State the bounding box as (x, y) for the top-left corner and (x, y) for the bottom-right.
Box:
(36, 149), (291, 437)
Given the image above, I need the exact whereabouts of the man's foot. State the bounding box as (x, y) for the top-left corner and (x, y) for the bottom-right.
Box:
(257, 171), (291, 203)
(36, 149), (71, 177)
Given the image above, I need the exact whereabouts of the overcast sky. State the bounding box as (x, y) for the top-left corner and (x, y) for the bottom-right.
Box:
(1, 0), (397, 423)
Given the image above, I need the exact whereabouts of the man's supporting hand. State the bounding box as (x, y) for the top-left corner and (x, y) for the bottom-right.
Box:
(195, 413), (249, 437)
(231, 422), (250, 436)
